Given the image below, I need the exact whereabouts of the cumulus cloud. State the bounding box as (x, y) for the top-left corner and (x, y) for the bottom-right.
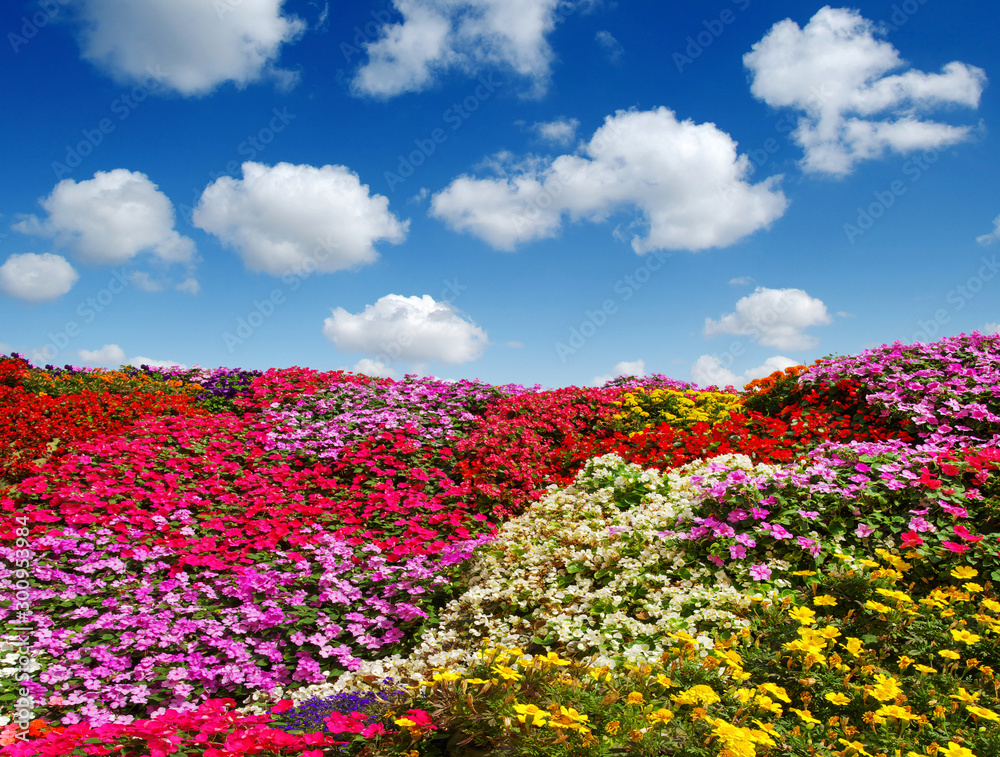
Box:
(13, 169), (195, 267)
(70, 0), (305, 95)
(593, 358), (645, 386)
(431, 106), (788, 252)
(533, 117), (579, 145)
(0, 253), (79, 302)
(595, 30), (624, 64)
(744, 6), (986, 175)
(349, 358), (398, 378)
(193, 162), (408, 277)
(691, 354), (798, 390)
(78, 344), (127, 365)
(977, 215), (1000, 246)
(704, 287), (832, 351)
(322, 294), (488, 365)
(76, 344), (187, 369)
(351, 0), (562, 98)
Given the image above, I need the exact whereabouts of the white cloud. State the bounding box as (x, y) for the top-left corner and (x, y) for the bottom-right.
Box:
(729, 276), (754, 286)
(595, 30), (623, 64)
(78, 344), (127, 365)
(349, 358), (399, 378)
(127, 271), (162, 292)
(70, 0), (305, 96)
(533, 117), (579, 145)
(77, 343), (187, 369)
(744, 7), (986, 176)
(983, 323), (999, 334)
(691, 354), (798, 390)
(177, 278), (201, 295)
(14, 169), (195, 266)
(322, 294), (488, 365)
(704, 287), (832, 351)
(351, 0), (562, 98)
(128, 356), (188, 369)
(193, 162), (408, 277)
(507, 340), (524, 348)
(593, 358), (645, 386)
(0, 253), (79, 303)
(431, 106), (788, 252)
(977, 215), (1000, 246)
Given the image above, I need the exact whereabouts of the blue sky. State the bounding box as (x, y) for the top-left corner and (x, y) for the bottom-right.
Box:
(1, 0), (998, 389)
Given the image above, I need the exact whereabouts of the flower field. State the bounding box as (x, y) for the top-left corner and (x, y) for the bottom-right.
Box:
(2, 332), (1000, 757)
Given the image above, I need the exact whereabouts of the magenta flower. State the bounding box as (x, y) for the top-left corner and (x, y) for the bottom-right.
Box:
(729, 544), (747, 560)
(854, 523), (875, 538)
(953, 524), (983, 543)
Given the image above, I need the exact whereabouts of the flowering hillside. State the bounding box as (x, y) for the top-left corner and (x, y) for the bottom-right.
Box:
(2, 332), (1000, 757)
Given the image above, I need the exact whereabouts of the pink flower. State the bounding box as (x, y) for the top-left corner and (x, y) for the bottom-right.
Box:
(854, 523), (875, 538)
(900, 530), (923, 548)
(941, 541), (971, 553)
(708, 555), (725, 568)
(749, 563), (771, 581)
(953, 524), (983, 543)
(729, 544), (747, 560)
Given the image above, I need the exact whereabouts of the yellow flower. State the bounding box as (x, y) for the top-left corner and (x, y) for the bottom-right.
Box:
(814, 595), (838, 606)
(982, 598), (1000, 613)
(604, 720), (620, 735)
(950, 629), (982, 645)
(549, 705), (589, 731)
(432, 671), (462, 682)
(939, 650), (962, 660)
(865, 600), (894, 614)
(951, 566), (979, 580)
(513, 703), (549, 726)
(949, 687), (981, 704)
(964, 582), (984, 593)
(671, 685), (720, 707)
(655, 673), (676, 688)
(492, 664), (523, 681)
(647, 708), (674, 725)
(395, 717), (418, 727)
(825, 692), (851, 706)
(819, 625), (842, 640)
(789, 606), (817, 624)
(871, 673), (902, 702)
(897, 655), (915, 670)
(791, 708), (821, 724)
(792, 570), (818, 576)
(626, 691), (645, 705)
(966, 704), (1000, 721)
(538, 651), (571, 667)
(838, 739), (874, 757)
(873, 704), (917, 722)
(843, 637), (865, 657)
(938, 744), (975, 757)
(464, 677), (491, 685)
(757, 683), (791, 703)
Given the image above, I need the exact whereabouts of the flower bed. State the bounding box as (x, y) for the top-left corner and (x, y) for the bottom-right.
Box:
(2, 332), (1000, 757)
